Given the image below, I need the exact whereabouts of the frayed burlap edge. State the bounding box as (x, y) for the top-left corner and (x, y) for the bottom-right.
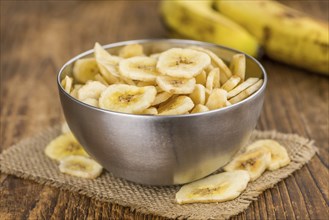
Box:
(0, 126), (318, 219)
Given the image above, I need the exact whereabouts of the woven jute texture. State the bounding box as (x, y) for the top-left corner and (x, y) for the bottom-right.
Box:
(0, 126), (317, 219)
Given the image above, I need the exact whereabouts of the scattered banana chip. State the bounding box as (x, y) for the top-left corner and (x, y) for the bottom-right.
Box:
(224, 148), (271, 181)
(45, 130), (103, 179)
(59, 155), (102, 179)
(156, 75), (196, 94)
(176, 170), (250, 204)
(157, 48), (211, 78)
(99, 84), (157, 114)
(158, 96), (194, 115)
(246, 139), (290, 170)
(45, 132), (89, 161)
(67, 43), (264, 115)
(119, 44), (144, 58)
(119, 56), (158, 82)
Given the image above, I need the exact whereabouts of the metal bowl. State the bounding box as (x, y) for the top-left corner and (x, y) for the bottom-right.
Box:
(57, 39), (267, 185)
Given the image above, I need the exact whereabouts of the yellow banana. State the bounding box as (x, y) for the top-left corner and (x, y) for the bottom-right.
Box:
(160, 0), (260, 57)
(215, 0), (329, 75)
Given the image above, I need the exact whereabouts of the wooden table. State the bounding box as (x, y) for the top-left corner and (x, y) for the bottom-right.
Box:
(1, 1), (328, 219)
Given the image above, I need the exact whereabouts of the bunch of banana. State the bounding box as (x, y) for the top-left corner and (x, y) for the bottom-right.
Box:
(160, 0), (260, 57)
(161, 0), (329, 75)
(45, 125), (103, 179)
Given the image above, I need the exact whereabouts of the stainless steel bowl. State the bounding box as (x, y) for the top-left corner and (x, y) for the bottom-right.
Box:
(57, 39), (267, 185)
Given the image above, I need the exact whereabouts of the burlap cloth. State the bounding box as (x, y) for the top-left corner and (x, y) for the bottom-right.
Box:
(0, 125), (317, 219)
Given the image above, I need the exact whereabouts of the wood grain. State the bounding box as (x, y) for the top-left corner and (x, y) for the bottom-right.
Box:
(0, 1), (328, 219)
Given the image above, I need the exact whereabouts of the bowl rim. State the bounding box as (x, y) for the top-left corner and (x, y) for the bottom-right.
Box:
(57, 39), (267, 118)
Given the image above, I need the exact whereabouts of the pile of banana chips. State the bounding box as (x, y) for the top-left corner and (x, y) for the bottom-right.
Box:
(61, 43), (263, 115)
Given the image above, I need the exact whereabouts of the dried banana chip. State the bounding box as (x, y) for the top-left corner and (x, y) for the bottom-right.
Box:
(157, 48), (211, 78)
(195, 70), (207, 86)
(151, 91), (173, 106)
(206, 88), (227, 110)
(246, 139), (290, 170)
(227, 77), (259, 99)
(61, 75), (73, 93)
(59, 155), (102, 179)
(81, 98), (99, 107)
(99, 84), (156, 114)
(119, 44), (144, 58)
(142, 107), (158, 115)
(189, 84), (206, 105)
(224, 148), (271, 181)
(189, 46), (232, 84)
(45, 132), (88, 161)
(94, 73), (109, 86)
(230, 54), (246, 81)
(77, 81), (107, 101)
(221, 75), (241, 92)
(158, 96), (194, 115)
(73, 58), (99, 84)
(191, 104), (209, 113)
(229, 79), (263, 104)
(206, 68), (220, 91)
(119, 56), (158, 82)
(176, 170), (250, 204)
(70, 84), (82, 99)
(156, 75), (196, 94)
(94, 43), (121, 83)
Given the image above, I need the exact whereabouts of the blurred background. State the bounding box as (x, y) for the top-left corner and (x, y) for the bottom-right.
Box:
(1, 1), (328, 219)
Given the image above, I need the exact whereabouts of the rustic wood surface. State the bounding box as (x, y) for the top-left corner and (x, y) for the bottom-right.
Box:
(0, 1), (328, 219)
